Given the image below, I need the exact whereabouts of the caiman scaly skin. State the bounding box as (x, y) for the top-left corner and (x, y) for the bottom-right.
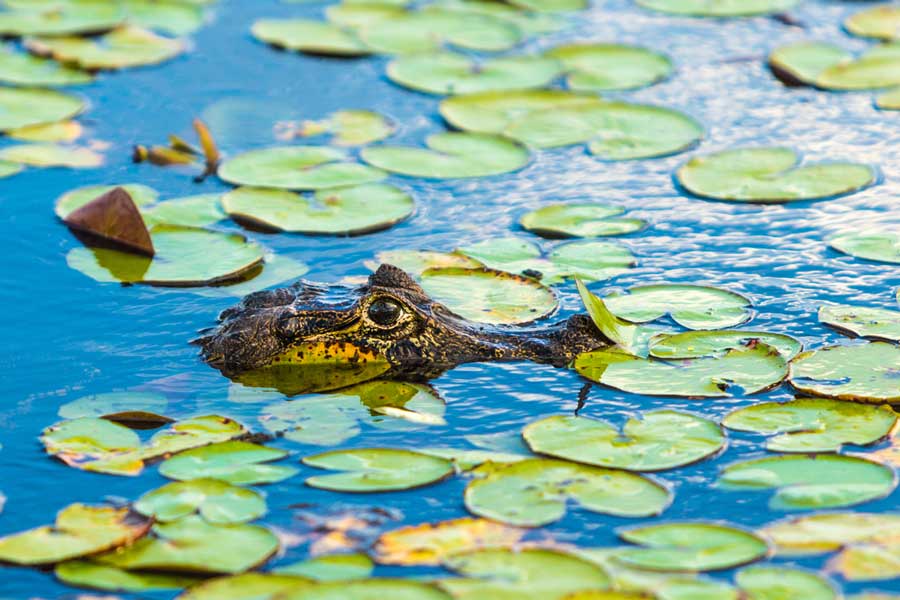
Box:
(196, 264), (610, 380)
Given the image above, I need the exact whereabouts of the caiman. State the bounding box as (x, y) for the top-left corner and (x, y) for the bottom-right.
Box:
(196, 264), (610, 393)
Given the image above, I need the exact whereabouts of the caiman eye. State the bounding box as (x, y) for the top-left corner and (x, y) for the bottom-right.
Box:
(368, 298), (403, 327)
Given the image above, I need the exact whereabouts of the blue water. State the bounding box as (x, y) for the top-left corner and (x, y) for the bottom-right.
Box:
(1, 0), (900, 597)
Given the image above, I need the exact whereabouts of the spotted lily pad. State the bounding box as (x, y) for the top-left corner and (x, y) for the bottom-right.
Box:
(0, 86), (83, 131)
(635, 0), (798, 17)
(789, 342), (900, 403)
(219, 146), (386, 190)
(361, 132), (529, 179)
(819, 304), (900, 342)
(464, 458), (670, 526)
(374, 518), (525, 565)
(251, 19), (371, 57)
(649, 330), (802, 360)
(55, 559), (200, 592)
(735, 566), (837, 600)
(303, 448), (454, 492)
(604, 284), (752, 329)
(718, 454), (896, 510)
(158, 441), (298, 485)
(222, 184), (413, 235)
(830, 232), (900, 265)
(523, 411), (725, 472)
(0, 48), (93, 86)
(135, 479), (267, 524)
(26, 25), (185, 70)
(0, 3), (122, 35)
(723, 398), (896, 453)
(615, 523), (769, 572)
(546, 44), (672, 91)
(520, 204), (646, 238)
(677, 147), (876, 203)
(0, 143), (102, 167)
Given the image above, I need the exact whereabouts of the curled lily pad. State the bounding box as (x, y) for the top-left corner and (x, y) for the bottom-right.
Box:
(222, 184), (413, 235)
(0, 86), (83, 131)
(280, 579), (453, 600)
(718, 454), (897, 510)
(67, 225), (264, 287)
(178, 573), (314, 600)
(830, 232), (900, 265)
(736, 566), (836, 600)
(723, 398), (896, 453)
(0, 48), (93, 86)
(649, 330), (802, 360)
(419, 266), (558, 324)
(0, 3), (122, 35)
(545, 44), (672, 91)
(361, 132), (529, 179)
(615, 523), (769, 572)
(464, 458), (670, 526)
(575, 344), (788, 397)
(523, 411), (725, 472)
(294, 110), (394, 146)
(635, 0), (797, 17)
(275, 553), (374, 580)
(604, 284), (752, 330)
(218, 146), (386, 190)
(387, 52), (561, 95)
(55, 183), (159, 218)
(252, 19), (371, 57)
(55, 560), (200, 592)
(26, 25), (185, 70)
(846, 6), (900, 41)
(520, 204), (647, 238)
(303, 448), (455, 492)
(158, 441), (298, 485)
(677, 147), (876, 203)
(374, 518), (526, 565)
(577, 279), (637, 351)
(760, 512), (900, 556)
(58, 391), (168, 419)
(135, 479), (267, 524)
(0, 143), (102, 167)
(819, 304), (900, 342)
(790, 342), (900, 403)
(0, 504), (151, 566)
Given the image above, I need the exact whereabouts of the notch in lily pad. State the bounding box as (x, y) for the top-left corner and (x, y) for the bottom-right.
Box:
(303, 448), (455, 492)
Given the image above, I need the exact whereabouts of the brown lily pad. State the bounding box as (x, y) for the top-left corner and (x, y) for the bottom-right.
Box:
(63, 186), (155, 257)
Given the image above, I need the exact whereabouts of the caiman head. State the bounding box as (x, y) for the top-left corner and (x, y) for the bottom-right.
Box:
(196, 264), (608, 393)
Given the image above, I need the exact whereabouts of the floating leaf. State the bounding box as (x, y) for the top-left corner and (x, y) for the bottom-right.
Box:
(830, 232), (900, 265)
(878, 87), (900, 110)
(846, 6), (900, 41)
(63, 186), (154, 256)
(790, 342), (900, 403)
(603, 284), (752, 329)
(440, 89), (600, 135)
(296, 110), (394, 146)
(648, 330), (802, 360)
(768, 42), (852, 87)
(56, 183), (159, 219)
(635, 0), (798, 17)
(222, 184), (413, 235)
(275, 553), (374, 581)
(195, 254), (310, 299)
(576, 279), (637, 351)
(251, 19), (371, 57)
(55, 560), (200, 592)
(521, 204), (647, 238)
(0, 86), (83, 131)
(159, 441), (298, 485)
(179, 573), (314, 600)
(142, 194), (226, 228)
(0, 3), (122, 35)
(819, 304), (900, 343)
(735, 566), (836, 600)
(0, 160), (22, 178)
(374, 518), (525, 565)
(677, 147), (876, 203)
(760, 512), (900, 556)
(828, 543), (900, 582)
(719, 454), (896, 510)
(420, 447), (530, 470)
(135, 479), (267, 524)
(769, 41), (900, 90)
(9, 119), (83, 142)
(523, 411), (725, 472)
(26, 25), (185, 70)
(546, 43), (671, 91)
(279, 579), (453, 600)
(464, 458), (670, 526)
(615, 523), (769, 572)
(303, 448), (454, 492)
(369, 249), (482, 276)
(58, 391), (168, 420)
(218, 146), (386, 190)
(361, 132), (529, 179)
(0, 48), (93, 86)
(0, 143), (102, 167)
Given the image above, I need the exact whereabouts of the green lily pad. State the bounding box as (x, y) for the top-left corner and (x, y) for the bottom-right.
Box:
(279, 579), (453, 600)
(55, 183), (159, 218)
(577, 279), (637, 351)
(387, 52), (561, 95)
(218, 146), (386, 190)
(440, 548), (611, 600)
(361, 132), (529, 179)
(878, 87), (900, 110)
(846, 6), (900, 41)
(648, 330), (802, 360)
(159, 441), (298, 485)
(55, 560), (201, 592)
(520, 204), (647, 238)
(179, 573), (314, 600)
(0, 143), (102, 167)
(275, 553), (374, 580)
(819, 304), (900, 342)
(67, 225), (265, 287)
(546, 44), (672, 91)
(677, 147), (876, 203)
(0, 159), (22, 178)
(523, 411), (725, 472)
(369, 249), (482, 275)
(0, 504), (151, 566)
(760, 512), (900, 556)
(0, 86), (83, 131)
(142, 194), (226, 228)
(635, 0), (797, 17)
(604, 284), (752, 329)
(421, 448), (530, 470)
(419, 267), (558, 325)
(575, 344), (788, 397)
(373, 518), (524, 566)
(295, 110), (394, 146)
(9, 119), (82, 142)
(26, 25), (185, 70)
(723, 398), (896, 453)
(0, 3), (122, 35)
(830, 232), (900, 264)
(430, 0), (566, 34)
(615, 523), (769, 572)
(121, 0), (206, 35)
(94, 515), (279, 574)
(324, 3), (406, 31)
(828, 543), (900, 582)
(58, 391), (168, 419)
(464, 458), (671, 527)
(790, 342), (900, 403)
(768, 42), (852, 87)
(718, 454), (896, 510)
(252, 19), (371, 57)
(769, 41), (900, 90)
(221, 184), (413, 235)
(735, 566), (836, 600)
(439, 89), (601, 134)
(195, 254), (310, 298)
(135, 479), (267, 524)
(303, 448), (454, 492)
(0, 48), (93, 86)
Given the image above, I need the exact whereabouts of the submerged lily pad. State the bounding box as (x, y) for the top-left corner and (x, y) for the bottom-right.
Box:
(736, 566), (836, 600)
(55, 559), (200, 592)
(26, 25), (185, 70)
(546, 43), (672, 91)
(523, 411), (725, 472)
(222, 184), (413, 235)
(520, 204), (647, 238)
(303, 448), (454, 492)
(252, 19), (371, 56)
(677, 147), (876, 203)
(219, 146), (386, 190)
(158, 441), (298, 485)
(135, 479), (267, 524)
(723, 398), (896, 453)
(636, 0), (797, 17)
(648, 330), (802, 360)
(718, 454), (896, 510)
(819, 304), (900, 342)
(604, 284), (752, 329)
(464, 458), (670, 526)
(0, 86), (83, 131)
(830, 232), (900, 265)
(0, 48), (93, 86)
(789, 342), (900, 403)
(374, 518), (525, 565)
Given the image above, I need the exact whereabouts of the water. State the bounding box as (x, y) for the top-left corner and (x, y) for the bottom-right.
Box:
(1, 0), (899, 596)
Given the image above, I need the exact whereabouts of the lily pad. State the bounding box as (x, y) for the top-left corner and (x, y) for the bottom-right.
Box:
(387, 52), (561, 95)
(439, 89), (601, 134)
(523, 411), (725, 472)
(279, 579), (453, 600)
(275, 553), (374, 580)
(574, 344), (788, 397)
(760, 512), (900, 556)
(196, 254), (310, 298)
(222, 184), (413, 235)
(9, 119), (83, 142)
(361, 132), (529, 179)
(615, 523), (769, 571)
(26, 25), (185, 70)
(546, 43), (672, 91)
(142, 194), (226, 228)
(830, 232), (900, 265)
(878, 87), (900, 110)
(819, 304), (900, 342)
(735, 566), (836, 600)
(374, 518), (525, 565)
(789, 342), (900, 403)
(218, 146), (386, 190)
(179, 573), (314, 599)
(577, 279), (637, 351)
(723, 398), (896, 453)
(0, 3), (122, 35)
(464, 458), (670, 526)
(846, 6), (900, 41)
(158, 441), (298, 485)
(303, 448), (455, 492)
(135, 479), (267, 524)
(55, 560), (200, 592)
(768, 42), (853, 87)
(0, 48), (93, 86)
(827, 543), (900, 582)
(369, 249), (482, 275)
(0, 86), (83, 131)
(603, 284), (752, 329)
(58, 391), (168, 419)
(677, 147), (876, 203)
(635, 0), (798, 17)
(770, 41), (900, 90)
(648, 330), (802, 360)
(718, 454), (897, 510)
(251, 19), (371, 57)
(520, 204), (647, 238)
(295, 110), (394, 146)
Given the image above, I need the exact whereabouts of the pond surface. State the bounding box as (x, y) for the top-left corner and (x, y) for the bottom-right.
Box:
(1, 0), (899, 597)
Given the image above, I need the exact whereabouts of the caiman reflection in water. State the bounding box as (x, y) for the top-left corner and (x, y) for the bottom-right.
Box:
(196, 265), (609, 395)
